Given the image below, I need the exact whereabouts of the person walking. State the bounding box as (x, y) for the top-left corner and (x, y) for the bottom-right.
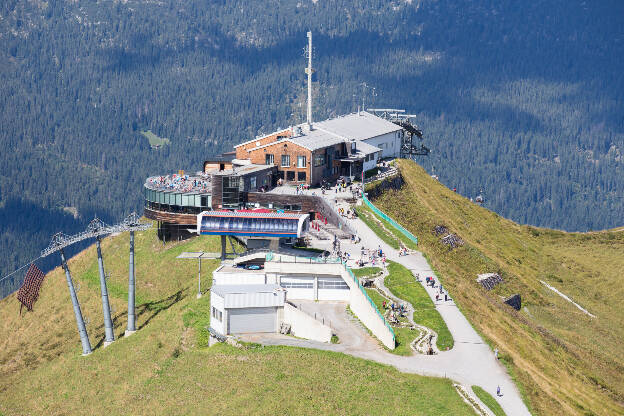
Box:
(497, 385), (502, 396)
(494, 348), (499, 359)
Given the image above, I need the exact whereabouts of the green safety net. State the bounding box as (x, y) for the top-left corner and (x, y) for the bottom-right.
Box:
(362, 194), (418, 245)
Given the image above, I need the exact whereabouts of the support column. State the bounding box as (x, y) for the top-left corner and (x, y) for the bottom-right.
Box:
(228, 236), (238, 255)
(60, 249), (92, 356)
(96, 236), (115, 346)
(314, 276), (318, 300)
(221, 235), (227, 261)
(197, 258), (202, 299)
(125, 230), (136, 336)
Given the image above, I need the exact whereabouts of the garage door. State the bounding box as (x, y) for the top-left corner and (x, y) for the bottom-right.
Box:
(228, 307), (276, 333)
(318, 277), (350, 301)
(280, 276), (314, 300)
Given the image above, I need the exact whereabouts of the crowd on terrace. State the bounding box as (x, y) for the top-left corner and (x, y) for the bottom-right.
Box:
(146, 173), (211, 194)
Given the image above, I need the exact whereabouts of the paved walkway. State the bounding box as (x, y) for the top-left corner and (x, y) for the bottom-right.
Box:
(334, 206), (530, 416)
(256, 188), (530, 415)
(244, 185), (532, 414)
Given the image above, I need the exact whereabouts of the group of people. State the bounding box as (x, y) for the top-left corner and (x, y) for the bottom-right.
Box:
(383, 301), (407, 315)
(354, 245), (388, 268)
(426, 276), (451, 302)
(295, 184), (310, 195)
(338, 207), (357, 219)
(147, 174), (211, 193)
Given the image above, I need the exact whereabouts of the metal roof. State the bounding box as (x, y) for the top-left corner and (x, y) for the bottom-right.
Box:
(289, 129), (344, 151)
(211, 284), (280, 296)
(199, 210), (306, 220)
(314, 111), (402, 141)
(211, 164), (274, 176)
(354, 140), (382, 155)
(234, 128), (291, 148)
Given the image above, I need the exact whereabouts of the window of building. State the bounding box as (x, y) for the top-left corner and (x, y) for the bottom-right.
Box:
(222, 176), (240, 209)
(281, 154), (290, 167)
(297, 155), (306, 168)
(318, 279), (349, 289)
(298, 171), (306, 182)
(286, 171), (295, 181)
(314, 153), (325, 167)
(211, 307), (222, 322)
(265, 154), (274, 165)
(280, 281), (313, 289)
(277, 170), (284, 180)
(250, 176), (257, 190)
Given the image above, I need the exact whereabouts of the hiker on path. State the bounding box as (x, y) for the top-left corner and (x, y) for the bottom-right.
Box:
(497, 385), (502, 396)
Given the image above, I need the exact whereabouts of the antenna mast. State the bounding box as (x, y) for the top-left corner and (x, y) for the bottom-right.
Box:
(305, 31), (314, 128)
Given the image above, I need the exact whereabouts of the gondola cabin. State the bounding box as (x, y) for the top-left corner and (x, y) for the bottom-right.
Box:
(197, 211), (310, 238)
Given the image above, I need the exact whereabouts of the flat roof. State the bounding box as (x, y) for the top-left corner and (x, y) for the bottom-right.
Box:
(217, 265), (265, 274)
(200, 210), (306, 220)
(290, 129), (344, 151)
(354, 140), (382, 155)
(176, 252), (221, 259)
(315, 111), (402, 141)
(211, 164), (273, 176)
(211, 284), (280, 296)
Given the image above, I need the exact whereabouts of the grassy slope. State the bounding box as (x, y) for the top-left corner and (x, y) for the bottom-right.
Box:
(472, 385), (506, 416)
(354, 205), (400, 249)
(370, 159), (624, 416)
(385, 261), (453, 351)
(0, 226), (473, 415)
(352, 266), (381, 277)
(359, 203), (419, 250)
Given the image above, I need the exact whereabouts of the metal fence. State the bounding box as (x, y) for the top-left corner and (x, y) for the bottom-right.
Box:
(265, 252), (342, 264)
(362, 193), (419, 245)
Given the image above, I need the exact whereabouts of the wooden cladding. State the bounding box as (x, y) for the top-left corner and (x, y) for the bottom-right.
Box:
(144, 208), (197, 225)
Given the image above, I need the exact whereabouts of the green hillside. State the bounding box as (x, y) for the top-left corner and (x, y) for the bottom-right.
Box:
(0, 226), (473, 415)
(368, 160), (624, 416)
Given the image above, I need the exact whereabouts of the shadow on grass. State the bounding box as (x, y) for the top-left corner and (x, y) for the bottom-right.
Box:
(93, 288), (189, 349)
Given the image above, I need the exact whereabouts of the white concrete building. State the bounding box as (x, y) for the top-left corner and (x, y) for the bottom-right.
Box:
(210, 284), (285, 335)
(212, 262), (350, 301)
(210, 257), (395, 349)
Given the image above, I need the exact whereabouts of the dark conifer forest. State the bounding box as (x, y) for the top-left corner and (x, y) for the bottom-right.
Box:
(1, 0), (622, 297)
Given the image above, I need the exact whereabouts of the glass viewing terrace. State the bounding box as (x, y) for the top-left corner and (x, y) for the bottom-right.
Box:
(144, 174), (212, 216)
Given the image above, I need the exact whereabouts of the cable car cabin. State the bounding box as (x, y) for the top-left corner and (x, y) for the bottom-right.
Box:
(197, 211), (310, 238)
